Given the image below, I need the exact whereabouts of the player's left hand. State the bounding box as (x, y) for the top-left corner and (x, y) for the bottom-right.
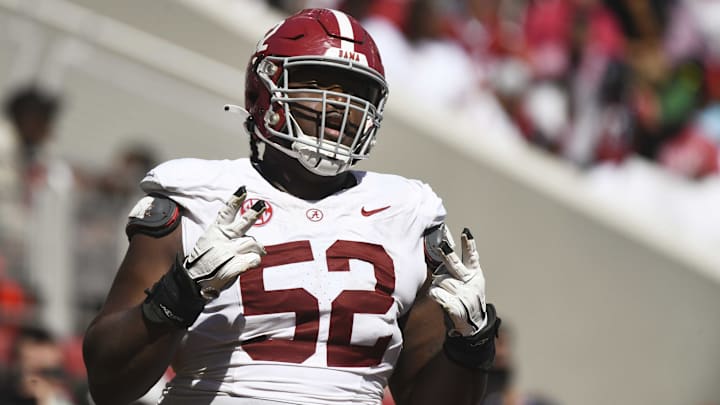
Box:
(429, 228), (487, 337)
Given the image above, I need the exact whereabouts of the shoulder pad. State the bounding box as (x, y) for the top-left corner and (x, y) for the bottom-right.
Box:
(126, 194), (181, 239)
(423, 223), (454, 268)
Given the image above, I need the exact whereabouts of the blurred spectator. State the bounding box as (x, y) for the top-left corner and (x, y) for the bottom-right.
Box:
(0, 84), (77, 338)
(481, 326), (558, 405)
(0, 325), (76, 405)
(0, 257), (34, 366)
(515, 0), (630, 163)
(399, 0), (476, 105)
(73, 144), (158, 329)
(358, 0), (522, 144)
(266, 0), (344, 14)
(0, 84), (64, 204)
(381, 389), (394, 405)
(265, 0), (302, 13)
(80, 143), (158, 198)
(602, 0), (715, 177)
(657, 124), (719, 178)
(0, 85), (65, 281)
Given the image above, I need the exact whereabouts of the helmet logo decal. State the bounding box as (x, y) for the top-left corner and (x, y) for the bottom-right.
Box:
(339, 49), (360, 62)
(324, 47), (368, 66)
(256, 20), (285, 53)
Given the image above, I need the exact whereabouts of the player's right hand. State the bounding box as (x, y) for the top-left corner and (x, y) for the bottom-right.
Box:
(184, 186), (266, 300)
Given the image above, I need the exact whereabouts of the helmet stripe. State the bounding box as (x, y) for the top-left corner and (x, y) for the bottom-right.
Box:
(329, 9), (355, 53)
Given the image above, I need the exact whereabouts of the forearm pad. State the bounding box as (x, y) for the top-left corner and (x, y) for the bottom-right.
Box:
(141, 255), (205, 328)
(443, 303), (501, 371)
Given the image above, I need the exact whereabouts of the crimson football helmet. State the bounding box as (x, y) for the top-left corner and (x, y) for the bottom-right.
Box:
(244, 8), (389, 176)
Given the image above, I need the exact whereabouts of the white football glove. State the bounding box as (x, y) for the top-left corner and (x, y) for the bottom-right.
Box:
(184, 186), (267, 300)
(429, 227), (487, 337)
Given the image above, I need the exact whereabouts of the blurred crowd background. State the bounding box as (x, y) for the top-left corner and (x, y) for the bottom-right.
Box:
(0, 0), (719, 404)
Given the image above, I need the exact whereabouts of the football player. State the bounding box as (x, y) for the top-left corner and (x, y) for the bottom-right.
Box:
(83, 8), (500, 405)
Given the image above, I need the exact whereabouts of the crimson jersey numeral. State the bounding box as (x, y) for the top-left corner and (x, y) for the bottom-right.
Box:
(239, 241), (319, 363)
(239, 240), (396, 367)
(326, 241), (395, 367)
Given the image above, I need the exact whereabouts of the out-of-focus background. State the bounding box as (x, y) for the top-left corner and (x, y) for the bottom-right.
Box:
(0, 0), (719, 404)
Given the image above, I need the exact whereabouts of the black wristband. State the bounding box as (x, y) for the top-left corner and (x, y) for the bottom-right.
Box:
(443, 303), (501, 371)
(141, 255), (206, 328)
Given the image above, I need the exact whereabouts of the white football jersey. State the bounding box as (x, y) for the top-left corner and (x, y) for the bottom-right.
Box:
(141, 158), (446, 405)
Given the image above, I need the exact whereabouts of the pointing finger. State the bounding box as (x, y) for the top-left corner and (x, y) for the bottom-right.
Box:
(216, 186), (247, 226)
(460, 228), (479, 270)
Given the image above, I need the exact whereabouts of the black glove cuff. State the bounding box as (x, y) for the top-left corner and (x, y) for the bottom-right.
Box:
(141, 255), (205, 328)
(443, 303), (501, 371)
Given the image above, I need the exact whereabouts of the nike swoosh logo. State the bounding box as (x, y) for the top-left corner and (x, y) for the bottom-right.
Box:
(185, 248), (212, 269)
(361, 206), (391, 217)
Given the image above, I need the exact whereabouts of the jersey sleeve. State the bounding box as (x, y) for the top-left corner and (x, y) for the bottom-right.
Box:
(139, 158), (236, 226)
(137, 158), (254, 255)
(140, 158), (211, 197)
(405, 179), (447, 291)
(410, 179), (447, 232)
